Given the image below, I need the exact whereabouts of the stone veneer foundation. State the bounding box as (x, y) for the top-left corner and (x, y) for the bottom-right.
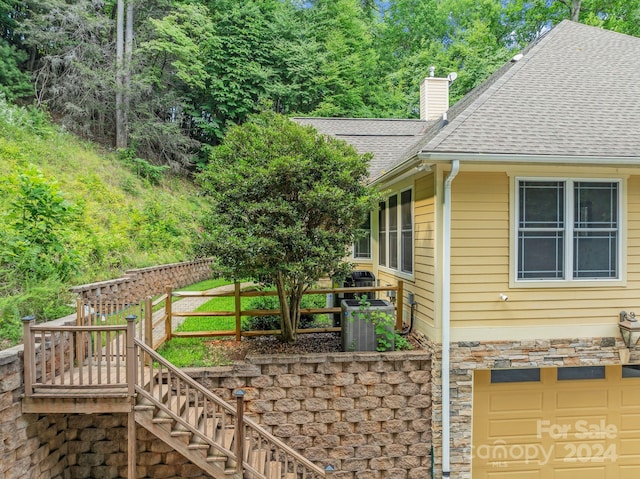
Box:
(412, 330), (639, 479)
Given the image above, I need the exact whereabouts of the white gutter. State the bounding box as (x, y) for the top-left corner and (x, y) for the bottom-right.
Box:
(371, 151), (640, 189)
(418, 151), (640, 166)
(442, 159), (459, 478)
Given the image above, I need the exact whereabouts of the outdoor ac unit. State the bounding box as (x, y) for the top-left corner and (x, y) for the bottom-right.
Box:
(340, 299), (394, 352)
(331, 270), (377, 327)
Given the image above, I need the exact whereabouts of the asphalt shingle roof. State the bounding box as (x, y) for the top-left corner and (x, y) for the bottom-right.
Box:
(420, 20), (640, 159)
(295, 21), (640, 181)
(292, 118), (429, 179)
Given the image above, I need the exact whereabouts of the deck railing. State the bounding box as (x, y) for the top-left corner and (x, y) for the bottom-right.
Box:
(69, 280), (404, 351)
(22, 315), (136, 397)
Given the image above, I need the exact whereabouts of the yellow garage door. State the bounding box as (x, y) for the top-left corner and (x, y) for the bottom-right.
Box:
(473, 365), (640, 479)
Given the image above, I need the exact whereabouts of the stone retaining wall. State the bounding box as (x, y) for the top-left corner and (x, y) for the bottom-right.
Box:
(1, 340), (433, 479)
(69, 258), (215, 303)
(412, 330), (639, 479)
(0, 346), (68, 479)
(189, 352), (433, 479)
(67, 414), (215, 479)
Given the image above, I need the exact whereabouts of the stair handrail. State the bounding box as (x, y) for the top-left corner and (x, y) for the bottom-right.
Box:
(134, 339), (327, 478)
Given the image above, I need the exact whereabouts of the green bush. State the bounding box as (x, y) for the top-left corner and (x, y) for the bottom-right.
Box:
(393, 333), (412, 351)
(243, 294), (328, 332)
(0, 167), (81, 286)
(0, 280), (75, 346)
(118, 148), (169, 185)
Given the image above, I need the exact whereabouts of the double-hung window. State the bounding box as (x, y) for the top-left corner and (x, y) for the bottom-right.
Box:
(353, 214), (371, 259)
(389, 195), (398, 269)
(516, 178), (620, 282)
(401, 190), (413, 273)
(379, 189), (413, 275)
(378, 201), (386, 266)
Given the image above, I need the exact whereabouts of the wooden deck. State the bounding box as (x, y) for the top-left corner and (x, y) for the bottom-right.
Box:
(21, 316), (139, 414)
(23, 362), (139, 413)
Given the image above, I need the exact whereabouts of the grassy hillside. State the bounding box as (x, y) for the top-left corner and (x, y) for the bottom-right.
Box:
(0, 97), (205, 344)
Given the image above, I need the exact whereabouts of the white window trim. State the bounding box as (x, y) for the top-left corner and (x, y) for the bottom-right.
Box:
(352, 212), (372, 262)
(377, 187), (415, 280)
(509, 176), (626, 288)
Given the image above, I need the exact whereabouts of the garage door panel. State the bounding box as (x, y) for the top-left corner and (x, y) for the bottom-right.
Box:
(617, 438), (640, 455)
(552, 466), (606, 479)
(488, 418), (544, 440)
(489, 392), (543, 412)
(553, 414), (613, 434)
(617, 413), (640, 434)
(619, 465), (640, 479)
(620, 389), (640, 407)
(554, 390), (608, 409)
(551, 440), (614, 463)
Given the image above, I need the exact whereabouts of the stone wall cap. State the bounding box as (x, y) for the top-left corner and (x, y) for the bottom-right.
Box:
(0, 344), (22, 364)
(70, 277), (132, 293)
(70, 258), (215, 294)
(246, 350), (430, 365)
(125, 258), (214, 275)
(183, 362), (261, 378)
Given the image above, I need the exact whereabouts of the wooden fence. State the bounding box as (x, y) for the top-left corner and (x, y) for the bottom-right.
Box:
(70, 281), (404, 350)
(158, 282), (404, 345)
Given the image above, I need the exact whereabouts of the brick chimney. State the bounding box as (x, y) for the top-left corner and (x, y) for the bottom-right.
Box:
(420, 66), (450, 121)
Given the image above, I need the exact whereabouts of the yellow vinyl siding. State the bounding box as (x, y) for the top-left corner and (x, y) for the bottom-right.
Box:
(412, 174), (437, 332)
(450, 172), (640, 339)
(628, 175), (640, 281)
(450, 172), (510, 323)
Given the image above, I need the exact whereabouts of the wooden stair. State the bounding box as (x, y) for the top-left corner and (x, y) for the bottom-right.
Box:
(134, 340), (326, 479)
(20, 316), (326, 479)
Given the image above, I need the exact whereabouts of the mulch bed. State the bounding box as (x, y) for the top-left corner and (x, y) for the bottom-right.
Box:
(205, 332), (421, 362)
(204, 333), (342, 361)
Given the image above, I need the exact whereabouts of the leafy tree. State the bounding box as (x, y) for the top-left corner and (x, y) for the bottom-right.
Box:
(423, 16), (513, 104)
(194, 0), (280, 142)
(262, 4), (326, 115)
(0, 40), (31, 101)
(20, 0), (116, 138)
(505, 0), (640, 42)
(378, 0), (515, 115)
(304, 0), (382, 117)
(0, 167), (81, 287)
(196, 112), (378, 342)
(7, 0), (640, 164)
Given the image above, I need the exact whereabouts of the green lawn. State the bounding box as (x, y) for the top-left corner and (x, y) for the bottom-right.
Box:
(175, 278), (237, 292)
(156, 337), (236, 367)
(174, 295), (251, 333)
(157, 280), (333, 367)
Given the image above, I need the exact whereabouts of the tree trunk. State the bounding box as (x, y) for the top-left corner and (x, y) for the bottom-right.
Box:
(275, 273), (305, 343)
(557, 0), (582, 22)
(276, 273), (295, 343)
(570, 0), (581, 22)
(123, 0), (134, 147)
(115, 0), (125, 148)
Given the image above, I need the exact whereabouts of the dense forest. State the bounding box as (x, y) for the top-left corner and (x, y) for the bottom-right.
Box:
(1, 0), (640, 343)
(2, 0), (640, 171)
